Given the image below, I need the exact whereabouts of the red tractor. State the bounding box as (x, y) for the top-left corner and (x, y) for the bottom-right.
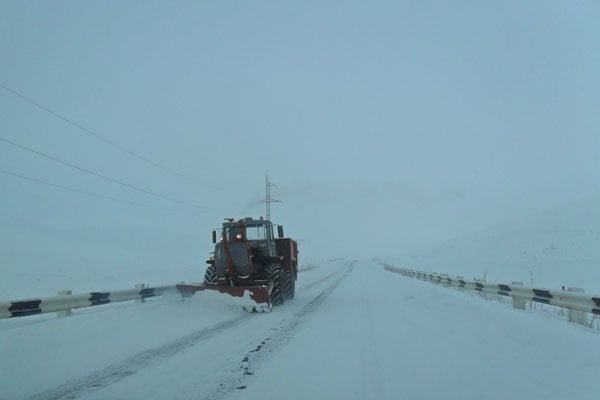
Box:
(177, 217), (298, 311)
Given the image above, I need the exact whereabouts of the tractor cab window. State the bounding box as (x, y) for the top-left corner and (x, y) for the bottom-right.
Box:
(245, 224), (269, 241)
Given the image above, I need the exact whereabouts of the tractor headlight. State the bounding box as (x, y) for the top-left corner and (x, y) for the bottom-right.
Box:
(236, 233), (243, 239)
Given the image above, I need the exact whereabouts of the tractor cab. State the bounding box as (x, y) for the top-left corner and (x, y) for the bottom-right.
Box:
(223, 218), (273, 241)
(210, 218), (283, 284)
(214, 217), (282, 254)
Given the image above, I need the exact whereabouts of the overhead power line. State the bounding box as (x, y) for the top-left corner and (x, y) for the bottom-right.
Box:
(0, 168), (188, 213)
(0, 136), (217, 212)
(0, 82), (197, 183)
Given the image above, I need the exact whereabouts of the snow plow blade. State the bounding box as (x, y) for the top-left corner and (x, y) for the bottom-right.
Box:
(176, 283), (273, 312)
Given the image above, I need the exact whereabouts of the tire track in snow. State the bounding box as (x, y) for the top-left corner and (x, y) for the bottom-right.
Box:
(26, 315), (250, 400)
(25, 260), (353, 400)
(202, 260), (356, 400)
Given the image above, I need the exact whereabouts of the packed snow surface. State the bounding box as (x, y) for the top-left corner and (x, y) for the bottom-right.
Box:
(1, 259), (599, 400)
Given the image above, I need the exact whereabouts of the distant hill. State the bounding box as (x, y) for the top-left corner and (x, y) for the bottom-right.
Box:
(385, 197), (600, 290)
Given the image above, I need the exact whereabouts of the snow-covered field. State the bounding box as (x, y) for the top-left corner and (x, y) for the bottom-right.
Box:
(1, 258), (599, 400)
(385, 197), (600, 291)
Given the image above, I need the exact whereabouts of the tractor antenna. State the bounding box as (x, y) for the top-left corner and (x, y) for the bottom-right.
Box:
(260, 175), (281, 221)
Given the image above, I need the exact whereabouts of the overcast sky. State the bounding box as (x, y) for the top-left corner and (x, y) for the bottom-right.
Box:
(1, 1), (599, 271)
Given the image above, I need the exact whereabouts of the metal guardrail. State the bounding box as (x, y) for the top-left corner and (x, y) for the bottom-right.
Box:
(382, 264), (600, 325)
(0, 284), (176, 319)
(0, 266), (320, 320)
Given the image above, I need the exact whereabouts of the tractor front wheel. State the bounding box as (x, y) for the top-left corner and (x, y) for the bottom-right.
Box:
(204, 265), (216, 285)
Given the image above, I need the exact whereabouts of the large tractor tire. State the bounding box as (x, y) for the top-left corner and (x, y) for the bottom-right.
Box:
(266, 265), (285, 306)
(204, 265), (216, 285)
(283, 271), (295, 300)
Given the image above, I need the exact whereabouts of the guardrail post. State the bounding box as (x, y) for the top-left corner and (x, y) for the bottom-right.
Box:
(511, 281), (526, 310)
(135, 284), (146, 303)
(456, 276), (465, 291)
(566, 287), (587, 326)
(476, 278), (489, 300)
(57, 290), (72, 318)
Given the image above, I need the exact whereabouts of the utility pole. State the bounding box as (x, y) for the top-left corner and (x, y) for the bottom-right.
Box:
(260, 175), (281, 221)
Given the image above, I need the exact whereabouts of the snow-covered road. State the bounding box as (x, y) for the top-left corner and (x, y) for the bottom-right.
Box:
(1, 259), (599, 400)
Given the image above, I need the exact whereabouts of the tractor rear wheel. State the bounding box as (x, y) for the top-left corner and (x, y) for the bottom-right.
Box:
(204, 265), (216, 285)
(283, 271), (295, 300)
(266, 265), (284, 306)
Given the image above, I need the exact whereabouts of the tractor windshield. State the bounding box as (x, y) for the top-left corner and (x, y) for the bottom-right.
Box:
(224, 224), (240, 241)
(245, 224), (269, 240)
(223, 221), (272, 241)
